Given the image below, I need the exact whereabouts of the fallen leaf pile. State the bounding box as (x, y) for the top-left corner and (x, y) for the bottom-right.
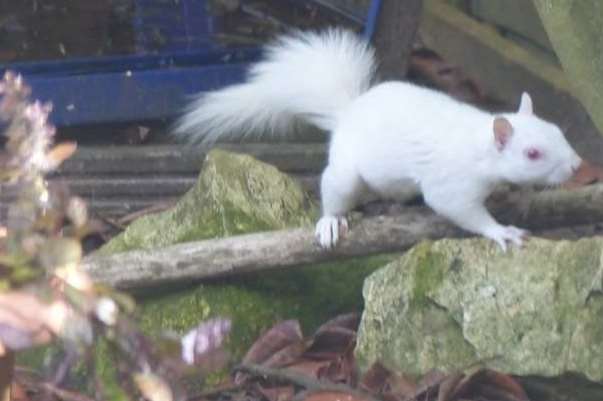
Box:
(187, 313), (534, 401)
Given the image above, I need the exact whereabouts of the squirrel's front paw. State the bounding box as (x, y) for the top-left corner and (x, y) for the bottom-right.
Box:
(315, 216), (348, 249)
(485, 225), (528, 252)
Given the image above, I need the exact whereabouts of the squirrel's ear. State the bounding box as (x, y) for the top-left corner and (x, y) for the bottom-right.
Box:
(518, 92), (533, 115)
(493, 117), (514, 151)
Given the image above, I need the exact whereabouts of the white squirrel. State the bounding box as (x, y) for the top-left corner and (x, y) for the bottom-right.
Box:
(174, 29), (582, 251)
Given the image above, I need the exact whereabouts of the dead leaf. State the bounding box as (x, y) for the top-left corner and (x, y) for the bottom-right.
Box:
(0, 291), (69, 353)
(236, 320), (303, 384)
(304, 313), (359, 360)
(262, 340), (308, 368)
(480, 370), (530, 401)
(301, 390), (370, 401)
(255, 384), (295, 401)
(409, 48), (484, 105)
(323, 346), (357, 385)
(359, 362), (390, 394)
(46, 142), (77, 169)
(133, 371), (173, 401)
(436, 372), (464, 401)
(563, 160), (603, 189)
(443, 368), (486, 400)
(473, 383), (529, 401)
(411, 369), (448, 400)
(385, 373), (417, 401)
(285, 359), (332, 380)
(315, 313), (360, 332)
(443, 368), (527, 401)
(242, 320), (303, 366)
(360, 362), (417, 401)
(305, 325), (356, 360)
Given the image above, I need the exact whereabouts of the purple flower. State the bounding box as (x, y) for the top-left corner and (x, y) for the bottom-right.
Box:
(181, 318), (232, 365)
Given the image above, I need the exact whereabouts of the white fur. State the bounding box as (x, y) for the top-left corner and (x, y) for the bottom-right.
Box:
(175, 29), (582, 251)
(173, 29), (376, 142)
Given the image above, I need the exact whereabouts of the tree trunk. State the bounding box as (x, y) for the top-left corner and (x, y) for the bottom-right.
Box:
(372, 0), (424, 80)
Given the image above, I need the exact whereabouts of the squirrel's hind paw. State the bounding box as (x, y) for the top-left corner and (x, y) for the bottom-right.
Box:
(315, 216), (348, 249)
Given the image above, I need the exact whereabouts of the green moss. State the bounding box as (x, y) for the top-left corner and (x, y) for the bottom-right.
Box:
(92, 341), (130, 401)
(138, 254), (391, 361)
(410, 242), (447, 305)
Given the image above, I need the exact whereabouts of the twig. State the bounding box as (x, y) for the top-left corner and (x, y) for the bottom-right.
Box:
(117, 200), (176, 226)
(98, 215), (126, 231)
(186, 383), (244, 401)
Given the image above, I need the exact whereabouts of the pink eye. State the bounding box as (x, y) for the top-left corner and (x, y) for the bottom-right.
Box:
(525, 148), (542, 161)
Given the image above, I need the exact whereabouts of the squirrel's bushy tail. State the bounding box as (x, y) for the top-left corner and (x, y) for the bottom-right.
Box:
(173, 29), (377, 143)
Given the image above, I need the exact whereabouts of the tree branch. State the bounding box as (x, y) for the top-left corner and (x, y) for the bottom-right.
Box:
(82, 185), (603, 290)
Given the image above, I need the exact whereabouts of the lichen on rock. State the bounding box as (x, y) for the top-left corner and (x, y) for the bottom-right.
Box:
(356, 237), (603, 382)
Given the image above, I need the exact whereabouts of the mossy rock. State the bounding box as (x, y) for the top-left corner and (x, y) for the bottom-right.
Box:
(98, 149), (317, 255)
(356, 237), (603, 384)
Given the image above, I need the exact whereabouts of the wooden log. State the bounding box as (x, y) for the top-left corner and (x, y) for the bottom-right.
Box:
(83, 184), (603, 289)
(83, 208), (456, 289)
(55, 176), (196, 198)
(0, 143), (325, 219)
(61, 174), (319, 200)
(56, 143), (327, 176)
(0, 175), (320, 219)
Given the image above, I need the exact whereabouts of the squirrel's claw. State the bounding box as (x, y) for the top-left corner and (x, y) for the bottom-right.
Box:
(487, 225), (528, 252)
(315, 216), (348, 249)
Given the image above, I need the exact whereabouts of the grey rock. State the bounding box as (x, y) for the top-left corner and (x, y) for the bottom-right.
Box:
(356, 237), (603, 382)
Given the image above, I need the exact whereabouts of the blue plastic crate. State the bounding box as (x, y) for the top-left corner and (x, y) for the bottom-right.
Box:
(133, 0), (219, 52)
(0, 0), (381, 127)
